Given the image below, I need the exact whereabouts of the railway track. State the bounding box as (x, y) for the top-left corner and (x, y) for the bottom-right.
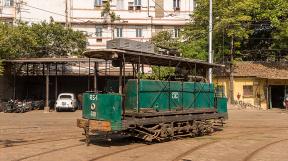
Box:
(0, 136), (82, 149)
(0, 126), (39, 130)
(81, 127), (288, 161)
(171, 141), (217, 161)
(1, 129), (81, 135)
(87, 144), (147, 161)
(4, 126), (288, 161)
(6, 137), (146, 161)
(170, 128), (288, 161)
(243, 139), (288, 161)
(85, 131), (259, 161)
(14, 143), (85, 161)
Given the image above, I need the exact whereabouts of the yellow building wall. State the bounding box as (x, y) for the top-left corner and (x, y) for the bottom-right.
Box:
(214, 78), (229, 97)
(214, 77), (268, 109)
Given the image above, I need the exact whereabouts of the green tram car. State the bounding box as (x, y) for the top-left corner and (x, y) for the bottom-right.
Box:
(77, 49), (228, 144)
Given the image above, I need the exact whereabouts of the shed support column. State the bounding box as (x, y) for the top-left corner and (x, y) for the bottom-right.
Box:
(88, 58), (91, 91)
(136, 56), (140, 113)
(44, 64), (50, 113)
(13, 64), (16, 100)
(119, 62), (123, 94)
(55, 63), (58, 105)
(94, 62), (98, 93)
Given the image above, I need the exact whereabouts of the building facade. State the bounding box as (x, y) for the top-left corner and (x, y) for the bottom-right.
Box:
(215, 62), (288, 109)
(0, 0), (195, 49)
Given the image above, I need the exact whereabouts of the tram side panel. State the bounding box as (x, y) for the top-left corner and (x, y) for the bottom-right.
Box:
(125, 79), (215, 112)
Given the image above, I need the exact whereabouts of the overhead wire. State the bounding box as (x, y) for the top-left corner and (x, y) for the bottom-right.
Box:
(21, 4), (87, 23)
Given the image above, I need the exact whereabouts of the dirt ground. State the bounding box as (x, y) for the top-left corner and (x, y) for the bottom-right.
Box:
(1, 108), (288, 161)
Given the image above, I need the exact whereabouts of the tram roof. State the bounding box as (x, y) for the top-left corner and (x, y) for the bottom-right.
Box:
(84, 49), (225, 68)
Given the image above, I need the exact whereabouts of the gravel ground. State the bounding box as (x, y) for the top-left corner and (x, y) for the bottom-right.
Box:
(1, 108), (288, 161)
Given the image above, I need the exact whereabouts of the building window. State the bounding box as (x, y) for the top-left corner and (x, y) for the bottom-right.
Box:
(174, 28), (180, 38)
(173, 0), (180, 10)
(95, 26), (103, 37)
(4, 0), (14, 6)
(134, 0), (141, 6)
(128, 2), (134, 10)
(136, 28), (142, 37)
(116, 27), (123, 38)
(243, 85), (253, 97)
(96, 38), (102, 43)
(94, 0), (102, 7)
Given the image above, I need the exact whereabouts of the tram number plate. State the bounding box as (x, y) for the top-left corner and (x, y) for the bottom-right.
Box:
(91, 111), (96, 117)
(172, 92), (179, 99)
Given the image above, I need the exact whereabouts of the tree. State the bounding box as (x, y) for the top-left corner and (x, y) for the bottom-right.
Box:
(272, 20), (288, 60)
(182, 0), (288, 62)
(29, 20), (87, 57)
(0, 61), (3, 75)
(151, 31), (178, 49)
(0, 22), (37, 75)
(0, 22), (36, 59)
(0, 21), (87, 75)
(149, 31), (178, 80)
(181, 0), (288, 103)
(101, 1), (120, 39)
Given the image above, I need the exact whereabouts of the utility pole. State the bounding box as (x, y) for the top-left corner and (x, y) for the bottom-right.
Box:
(208, 0), (213, 83)
(15, 0), (23, 22)
(65, 0), (68, 27)
(229, 36), (234, 103)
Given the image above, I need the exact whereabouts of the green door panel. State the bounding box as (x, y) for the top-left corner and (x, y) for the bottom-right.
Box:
(216, 97), (228, 113)
(82, 93), (122, 131)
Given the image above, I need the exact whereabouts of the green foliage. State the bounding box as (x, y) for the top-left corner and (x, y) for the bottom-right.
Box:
(141, 66), (175, 80)
(0, 60), (3, 75)
(0, 22), (36, 59)
(101, 1), (120, 23)
(182, 0), (288, 61)
(179, 39), (208, 60)
(29, 22), (87, 57)
(149, 0), (288, 78)
(0, 21), (87, 59)
(273, 21), (288, 49)
(0, 21), (87, 75)
(149, 31), (178, 79)
(151, 31), (178, 49)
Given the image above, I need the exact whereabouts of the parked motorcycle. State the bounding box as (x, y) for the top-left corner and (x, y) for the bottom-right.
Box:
(3, 99), (18, 113)
(4, 99), (34, 113)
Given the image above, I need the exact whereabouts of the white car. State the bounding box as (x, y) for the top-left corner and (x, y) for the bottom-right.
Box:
(283, 96), (288, 109)
(55, 93), (78, 112)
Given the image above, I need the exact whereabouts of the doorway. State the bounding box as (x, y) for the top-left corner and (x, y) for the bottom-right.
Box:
(270, 85), (285, 108)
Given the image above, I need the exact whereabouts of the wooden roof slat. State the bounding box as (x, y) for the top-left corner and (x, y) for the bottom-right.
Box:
(84, 49), (225, 68)
(3, 58), (102, 63)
